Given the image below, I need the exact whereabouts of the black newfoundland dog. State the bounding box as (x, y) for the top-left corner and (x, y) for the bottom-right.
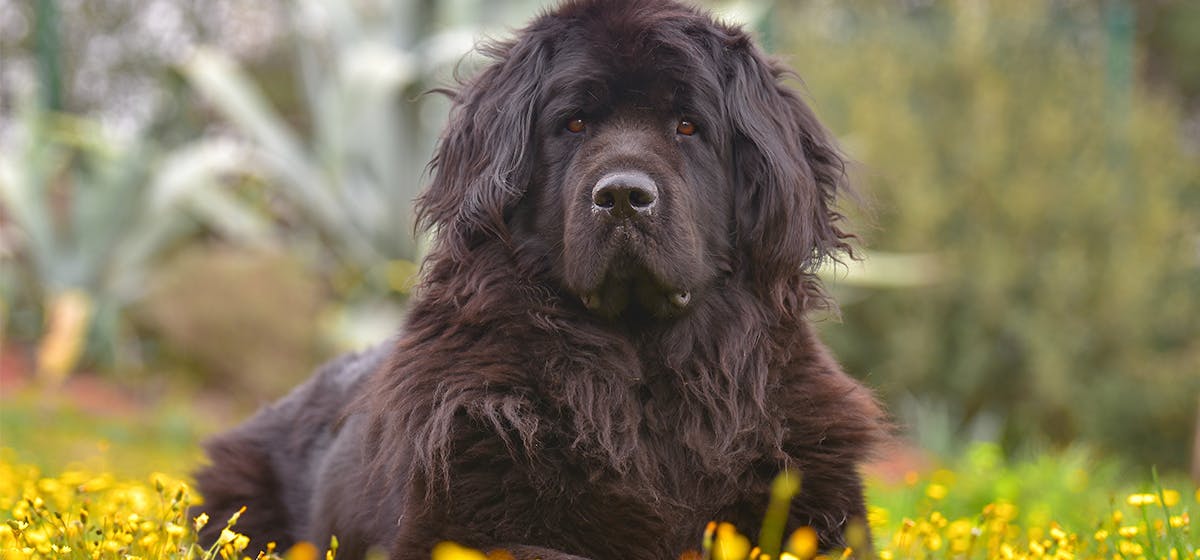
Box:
(194, 0), (886, 558)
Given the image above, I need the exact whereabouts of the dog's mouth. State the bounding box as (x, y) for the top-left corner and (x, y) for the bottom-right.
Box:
(578, 265), (692, 320)
(574, 233), (694, 320)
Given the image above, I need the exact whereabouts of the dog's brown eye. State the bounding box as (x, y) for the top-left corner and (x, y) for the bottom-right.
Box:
(676, 120), (697, 136)
(566, 118), (587, 133)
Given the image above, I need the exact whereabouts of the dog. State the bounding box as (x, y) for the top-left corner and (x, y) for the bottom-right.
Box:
(193, 0), (886, 558)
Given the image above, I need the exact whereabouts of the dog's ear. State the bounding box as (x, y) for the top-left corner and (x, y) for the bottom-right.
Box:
(724, 41), (853, 312)
(417, 34), (550, 253)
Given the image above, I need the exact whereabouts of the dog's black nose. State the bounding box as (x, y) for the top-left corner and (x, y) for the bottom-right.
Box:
(592, 172), (658, 218)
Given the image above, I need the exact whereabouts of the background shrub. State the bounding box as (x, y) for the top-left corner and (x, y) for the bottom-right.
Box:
(779, 1), (1200, 470)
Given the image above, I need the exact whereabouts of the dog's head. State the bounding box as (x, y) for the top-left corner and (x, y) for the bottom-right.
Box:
(418, 0), (851, 321)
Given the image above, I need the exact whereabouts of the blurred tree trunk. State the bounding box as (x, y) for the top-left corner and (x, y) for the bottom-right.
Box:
(1192, 395), (1200, 484)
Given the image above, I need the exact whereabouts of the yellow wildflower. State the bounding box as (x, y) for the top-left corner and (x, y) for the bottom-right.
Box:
(992, 502), (1018, 522)
(285, 542), (320, 560)
(867, 506), (889, 531)
(1118, 541), (1143, 556)
(1048, 524), (1067, 542)
(165, 522), (187, 538)
(1126, 493), (1158, 507)
(713, 523), (751, 560)
(786, 527), (818, 560)
(218, 528), (239, 546)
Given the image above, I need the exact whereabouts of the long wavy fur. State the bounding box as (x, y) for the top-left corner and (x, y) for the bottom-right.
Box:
(196, 1), (885, 558)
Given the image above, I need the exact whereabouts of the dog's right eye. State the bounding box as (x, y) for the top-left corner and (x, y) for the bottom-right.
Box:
(566, 118), (587, 133)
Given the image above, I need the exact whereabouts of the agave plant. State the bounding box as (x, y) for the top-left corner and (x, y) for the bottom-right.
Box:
(0, 90), (273, 379)
(177, 0), (549, 345)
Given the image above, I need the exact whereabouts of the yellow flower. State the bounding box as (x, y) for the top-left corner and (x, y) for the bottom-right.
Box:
(217, 528), (239, 546)
(1117, 541), (1143, 556)
(948, 519), (973, 539)
(1117, 526), (1138, 538)
(925, 484), (948, 501)
(1169, 513), (1189, 528)
(991, 502), (1018, 522)
(164, 522), (186, 538)
(867, 506), (889, 531)
(1162, 489), (1180, 507)
(1048, 524), (1067, 542)
(787, 527), (819, 560)
(431, 542), (487, 560)
(713, 523), (751, 560)
(1126, 493), (1158, 507)
(284, 542), (320, 560)
(228, 506), (247, 526)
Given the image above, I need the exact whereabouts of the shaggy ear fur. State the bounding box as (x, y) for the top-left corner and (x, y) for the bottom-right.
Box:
(417, 33), (551, 253)
(724, 40), (853, 314)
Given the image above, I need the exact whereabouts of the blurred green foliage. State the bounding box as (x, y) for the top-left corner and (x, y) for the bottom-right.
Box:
(783, 1), (1200, 470)
(0, 92), (272, 372)
(1, 0), (1198, 471)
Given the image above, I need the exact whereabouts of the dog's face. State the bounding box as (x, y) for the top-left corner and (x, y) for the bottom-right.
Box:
(419, 0), (851, 322)
(530, 31), (735, 319)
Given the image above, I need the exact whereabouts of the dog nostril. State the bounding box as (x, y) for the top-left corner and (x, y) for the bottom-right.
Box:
(594, 191), (616, 209)
(592, 171), (658, 216)
(628, 188), (656, 208)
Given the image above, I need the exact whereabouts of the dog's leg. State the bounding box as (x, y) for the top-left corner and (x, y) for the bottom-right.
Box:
(192, 434), (295, 550)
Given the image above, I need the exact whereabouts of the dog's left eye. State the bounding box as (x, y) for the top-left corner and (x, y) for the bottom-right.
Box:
(676, 120), (697, 136)
(566, 118), (587, 133)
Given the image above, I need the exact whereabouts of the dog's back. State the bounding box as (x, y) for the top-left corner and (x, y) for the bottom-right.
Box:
(192, 345), (390, 552)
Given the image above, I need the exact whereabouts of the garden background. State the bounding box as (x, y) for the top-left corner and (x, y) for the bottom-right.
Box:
(1, 0), (1199, 558)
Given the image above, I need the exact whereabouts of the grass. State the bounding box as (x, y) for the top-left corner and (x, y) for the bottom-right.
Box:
(0, 398), (1196, 559)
